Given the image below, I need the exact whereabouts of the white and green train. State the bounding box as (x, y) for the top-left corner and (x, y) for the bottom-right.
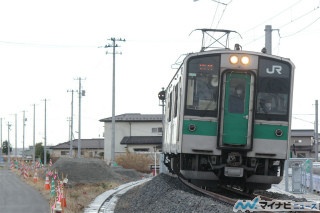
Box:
(162, 43), (295, 191)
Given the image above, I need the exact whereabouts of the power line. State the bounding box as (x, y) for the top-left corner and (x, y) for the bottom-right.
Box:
(241, 0), (303, 35)
(280, 15), (320, 38)
(239, 1), (319, 47)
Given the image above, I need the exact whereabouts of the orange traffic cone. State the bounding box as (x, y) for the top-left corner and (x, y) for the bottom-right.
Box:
(60, 186), (66, 207)
(44, 175), (51, 190)
(61, 197), (66, 208)
(33, 170), (38, 183)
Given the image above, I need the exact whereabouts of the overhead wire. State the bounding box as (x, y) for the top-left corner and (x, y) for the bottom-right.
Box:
(205, 0), (232, 46)
(280, 15), (320, 38)
(240, 0), (320, 48)
(241, 0), (303, 35)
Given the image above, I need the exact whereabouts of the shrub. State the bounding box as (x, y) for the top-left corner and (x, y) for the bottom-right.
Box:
(116, 152), (154, 173)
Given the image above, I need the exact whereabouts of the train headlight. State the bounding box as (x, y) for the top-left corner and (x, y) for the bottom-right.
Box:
(241, 56), (250, 65)
(229, 55), (238, 64)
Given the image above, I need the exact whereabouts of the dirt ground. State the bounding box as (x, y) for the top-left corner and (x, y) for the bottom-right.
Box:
(51, 158), (147, 186)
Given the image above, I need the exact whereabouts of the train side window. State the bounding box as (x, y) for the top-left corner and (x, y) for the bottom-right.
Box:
(168, 92), (172, 122)
(174, 84), (179, 118)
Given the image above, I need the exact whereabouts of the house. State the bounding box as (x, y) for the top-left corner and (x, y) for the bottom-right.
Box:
(50, 138), (104, 158)
(99, 113), (163, 164)
(290, 129), (319, 158)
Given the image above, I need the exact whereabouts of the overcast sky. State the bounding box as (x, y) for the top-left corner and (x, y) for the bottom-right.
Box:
(0, 0), (319, 148)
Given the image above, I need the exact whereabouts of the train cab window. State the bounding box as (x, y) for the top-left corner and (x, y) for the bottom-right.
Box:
(256, 92), (288, 115)
(185, 55), (220, 117)
(228, 79), (246, 114)
(255, 58), (291, 121)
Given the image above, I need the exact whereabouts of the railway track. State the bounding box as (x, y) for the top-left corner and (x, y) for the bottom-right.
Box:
(177, 176), (320, 212)
(178, 177), (239, 207)
(84, 178), (152, 213)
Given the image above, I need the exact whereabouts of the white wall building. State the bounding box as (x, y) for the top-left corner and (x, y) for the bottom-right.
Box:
(99, 113), (163, 165)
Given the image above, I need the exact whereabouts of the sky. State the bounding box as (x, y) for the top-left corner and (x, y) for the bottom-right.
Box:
(0, 0), (319, 148)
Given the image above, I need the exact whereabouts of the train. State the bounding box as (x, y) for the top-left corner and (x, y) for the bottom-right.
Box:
(161, 29), (295, 192)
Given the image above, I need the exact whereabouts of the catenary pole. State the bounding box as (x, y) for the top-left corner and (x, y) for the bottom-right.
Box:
(265, 25), (272, 55)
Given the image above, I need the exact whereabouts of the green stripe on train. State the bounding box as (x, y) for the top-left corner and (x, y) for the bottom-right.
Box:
(253, 124), (288, 140)
(183, 120), (217, 136)
(182, 120), (288, 140)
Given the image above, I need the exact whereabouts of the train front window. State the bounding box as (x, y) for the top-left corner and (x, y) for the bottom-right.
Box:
(185, 55), (220, 117)
(255, 58), (292, 121)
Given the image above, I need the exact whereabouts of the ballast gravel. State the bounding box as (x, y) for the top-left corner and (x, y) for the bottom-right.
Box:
(114, 173), (311, 213)
(114, 173), (234, 213)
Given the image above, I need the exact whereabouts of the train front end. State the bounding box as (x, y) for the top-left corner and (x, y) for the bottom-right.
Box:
(163, 49), (295, 190)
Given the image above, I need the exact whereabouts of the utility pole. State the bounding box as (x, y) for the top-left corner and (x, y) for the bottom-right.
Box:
(14, 114), (17, 157)
(42, 99), (48, 165)
(22, 111), (26, 159)
(104, 37), (125, 166)
(75, 78), (85, 158)
(7, 122), (11, 166)
(33, 104), (36, 166)
(315, 100), (319, 162)
(0, 118), (3, 161)
(67, 89), (75, 158)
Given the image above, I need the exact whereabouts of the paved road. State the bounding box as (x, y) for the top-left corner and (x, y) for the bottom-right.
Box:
(0, 167), (49, 213)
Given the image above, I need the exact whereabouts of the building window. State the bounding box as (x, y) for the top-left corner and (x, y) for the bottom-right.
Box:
(133, 148), (149, 152)
(297, 153), (306, 158)
(61, 151), (69, 155)
(152, 127), (162, 133)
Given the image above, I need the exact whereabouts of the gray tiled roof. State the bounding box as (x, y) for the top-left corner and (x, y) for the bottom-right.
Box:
(99, 113), (163, 122)
(51, 138), (104, 149)
(120, 136), (162, 145)
(291, 129), (314, 137)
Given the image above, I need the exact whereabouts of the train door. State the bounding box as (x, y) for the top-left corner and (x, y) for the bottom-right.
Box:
(221, 72), (252, 146)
